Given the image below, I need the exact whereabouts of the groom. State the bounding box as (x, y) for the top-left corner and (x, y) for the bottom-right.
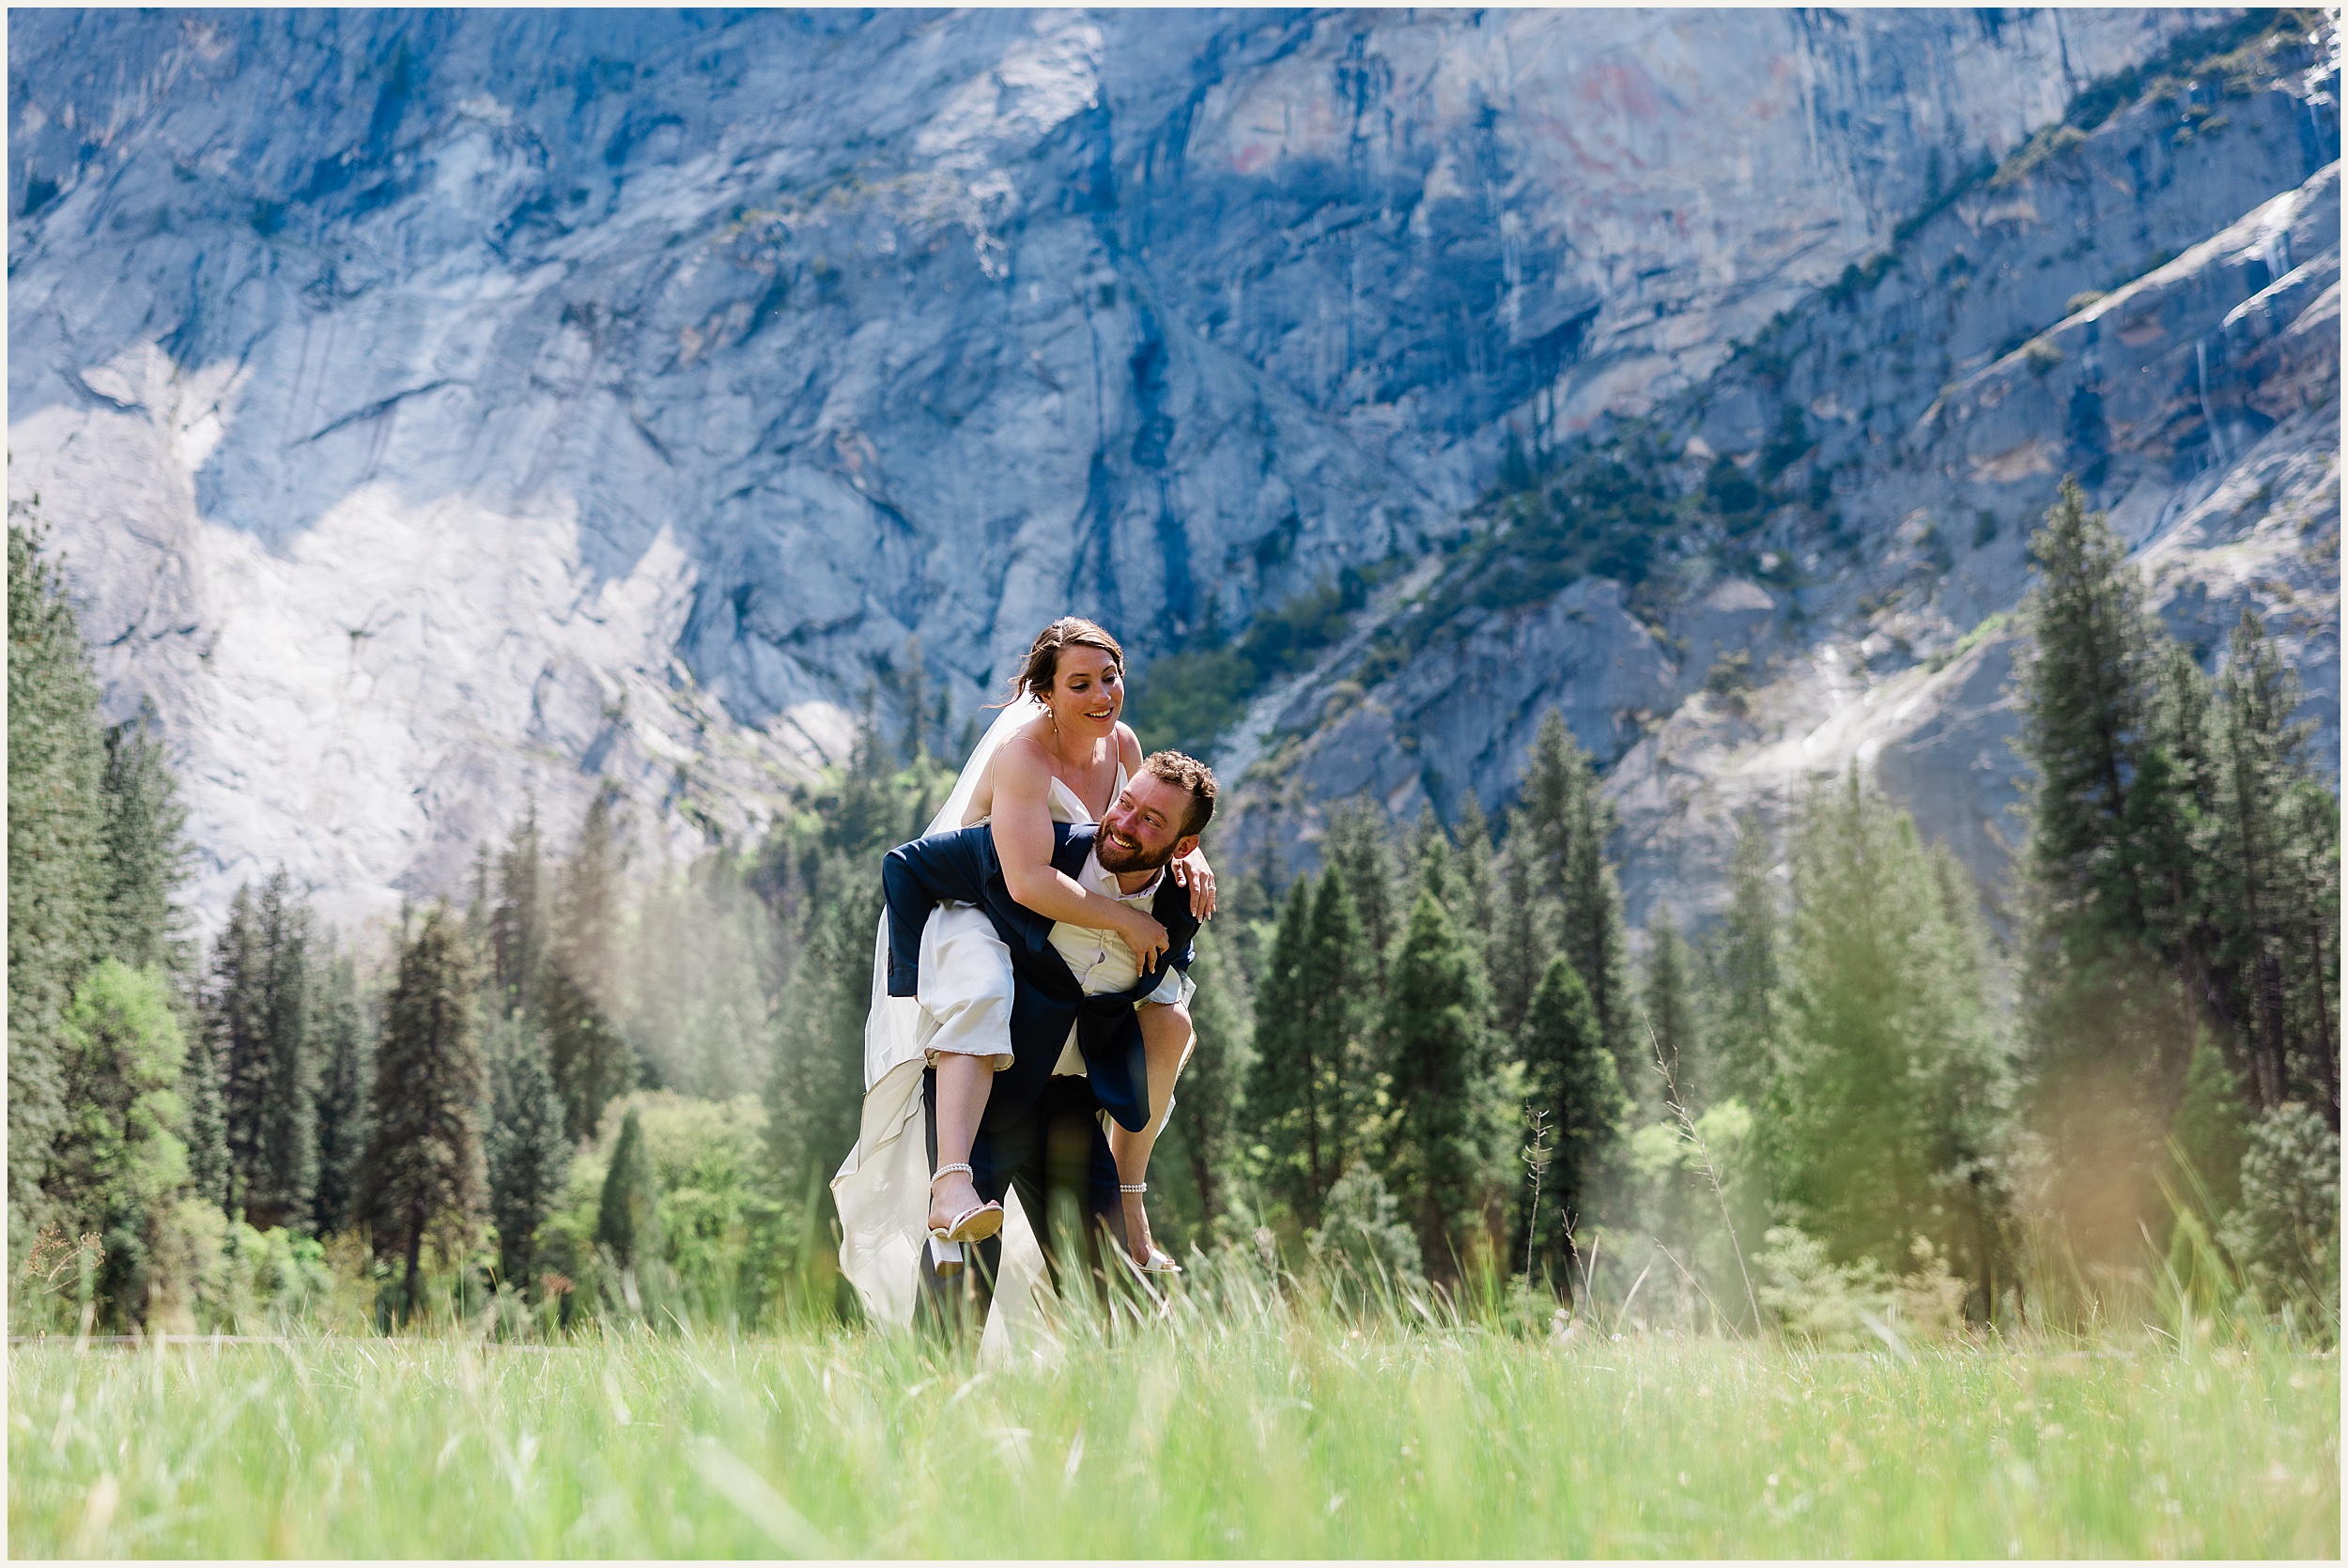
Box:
(880, 751), (1216, 1319)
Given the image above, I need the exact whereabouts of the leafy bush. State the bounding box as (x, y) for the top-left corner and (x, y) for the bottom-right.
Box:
(2218, 1102), (2340, 1316)
(1306, 1164), (1427, 1303)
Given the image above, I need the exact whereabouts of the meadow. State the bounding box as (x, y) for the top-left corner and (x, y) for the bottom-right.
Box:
(9, 1276), (2339, 1559)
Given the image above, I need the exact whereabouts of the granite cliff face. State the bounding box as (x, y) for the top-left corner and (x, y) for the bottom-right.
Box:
(1218, 21), (2340, 926)
(6, 8), (2331, 930)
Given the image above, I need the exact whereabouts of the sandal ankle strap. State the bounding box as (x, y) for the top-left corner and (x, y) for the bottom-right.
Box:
(932, 1162), (974, 1183)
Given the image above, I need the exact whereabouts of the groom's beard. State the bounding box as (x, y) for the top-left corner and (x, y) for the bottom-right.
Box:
(1095, 826), (1175, 875)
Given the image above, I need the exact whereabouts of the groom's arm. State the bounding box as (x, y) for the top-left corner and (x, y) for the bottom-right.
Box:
(879, 822), (1082, 995)
(879, 827), (996, 996)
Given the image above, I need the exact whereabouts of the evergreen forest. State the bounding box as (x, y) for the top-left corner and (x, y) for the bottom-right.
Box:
(8, 480), (2338, 1342)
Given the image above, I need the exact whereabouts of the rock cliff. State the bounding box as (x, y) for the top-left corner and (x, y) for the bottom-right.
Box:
(6, 8), (2332, 930)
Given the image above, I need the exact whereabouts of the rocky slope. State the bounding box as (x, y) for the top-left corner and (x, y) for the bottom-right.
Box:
(5, 8), (2326, 930)
(1221, 22), (2341, 927)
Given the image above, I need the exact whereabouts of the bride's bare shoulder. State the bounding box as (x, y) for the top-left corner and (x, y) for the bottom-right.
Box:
(1114, 722), (1145, 766)
(995, 722), (1055, 775)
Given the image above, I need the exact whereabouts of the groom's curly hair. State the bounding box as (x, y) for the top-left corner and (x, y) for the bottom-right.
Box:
(1141, 751), (1217, 837)
(1012, 617), (1124, 700)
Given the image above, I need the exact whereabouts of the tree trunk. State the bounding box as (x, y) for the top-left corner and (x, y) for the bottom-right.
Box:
(401, 1201), (425, 1325)
(2310, 929), (2340, 1133)
(2256, 952), (2288, 1112)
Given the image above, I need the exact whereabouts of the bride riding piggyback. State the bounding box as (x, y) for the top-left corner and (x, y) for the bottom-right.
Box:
(833, 617), (1220, 1329)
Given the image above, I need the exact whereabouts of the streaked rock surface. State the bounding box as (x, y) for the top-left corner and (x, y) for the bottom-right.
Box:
(6, 8), (2331, 930)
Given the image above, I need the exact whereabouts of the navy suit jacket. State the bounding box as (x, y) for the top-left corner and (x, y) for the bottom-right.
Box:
(881, 821), (1197, 1133)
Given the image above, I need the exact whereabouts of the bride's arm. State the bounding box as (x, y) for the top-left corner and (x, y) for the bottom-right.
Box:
(992, 738), (1169, 963)
(1120, 723), (1216, 919)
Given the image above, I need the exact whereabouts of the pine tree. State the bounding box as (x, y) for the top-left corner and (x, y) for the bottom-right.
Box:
(1322, 799), (1401, 987)
(764, 860), (878, 1210)
(1512, 710), (1636, 1079)
(361, 908), (488, 1317)
(1243, 875), (1320, 1221)
(98, 705), (191, 977)
(596, 1103), (662, 1270)
(208, 886), (268, 1217)
(254, 871), (317, 1232)
(1644, 902), (1697, 1109)
(1452, 795), (1499, 952)
(486, 1015), (570, 1293)
(1487, 826), (1550, 1040)
(8, 517), (110, 1241)
(1518, 712), (1584, 904)
(542, 965), (635, 1146)
(1562, 794), (1636, 1083)
(1516, 954), (1627, 1290)
(1775, 774), (2014, 1310)
(1706, 810), (1783, 1114)
(490, 800), (548, 1022)
(1244, 869), (1369, 1223)
(310, 945), (372, 1236)
(1160, 925), (1252, 1227)
(1410, 805), (1452, 905)
(621, 852), (780, 1100)
(180, 1022), (230, 1210)
(2015, 479), (2201, 1257)
(543, 791), (635, 1142)
(1381, 889), (1508, 1283)
(2207, 610), (2337, 1123)
(46, 961), (192, 1325)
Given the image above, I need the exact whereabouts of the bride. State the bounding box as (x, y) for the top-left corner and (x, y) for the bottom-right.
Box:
(832, 618), (1213, 1325)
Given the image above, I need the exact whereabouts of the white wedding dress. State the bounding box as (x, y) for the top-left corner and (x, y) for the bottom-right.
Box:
(831, 697), (1142, 1361)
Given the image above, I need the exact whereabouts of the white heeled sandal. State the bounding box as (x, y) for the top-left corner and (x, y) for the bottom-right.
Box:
(1120, 1182), (1182, 1276)
(928, 1162), (1003, 1278)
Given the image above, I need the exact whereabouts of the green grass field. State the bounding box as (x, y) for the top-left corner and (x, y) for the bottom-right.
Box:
(9, 1295), (2338, 1559)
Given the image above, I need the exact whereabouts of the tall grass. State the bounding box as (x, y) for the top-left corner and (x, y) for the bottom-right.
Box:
(10, 1259), (2337, 1558)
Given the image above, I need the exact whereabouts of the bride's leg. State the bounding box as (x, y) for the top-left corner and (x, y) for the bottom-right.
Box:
(1110, 1000), (1196, 1264)
(918, 904), (1016, 1240)
(929, 1053), (994, 1232)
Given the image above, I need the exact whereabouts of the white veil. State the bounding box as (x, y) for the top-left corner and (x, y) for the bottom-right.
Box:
(833, 696), (1057, 1350)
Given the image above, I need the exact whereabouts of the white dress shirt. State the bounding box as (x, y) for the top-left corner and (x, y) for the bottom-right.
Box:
(1044, 850), (1165, 1074)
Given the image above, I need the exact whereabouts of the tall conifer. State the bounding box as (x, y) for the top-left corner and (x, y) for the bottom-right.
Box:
(1644, 902), (1697, 1109)
(255, 871), (317, 1231)
(1382, 890), (1507, 1282)
(1244, 871), (1364, 1223)
(1487, 827), (1550, 1039)
(491, 800), (548, 1022)
(1322, 800), (1401, 988)
(98, 706), (191, 977)
(361, 908), (487, 1316)
(1515, 954), (1625, 1290)
(8, 518), (109, 1238)
(2015, 481), (2193, 1255)
(1452, 795), (1499, 952)
(487, 1015), (570, 1293)
(1776, 775), (2014, 1308)
(544, 792), (635, 1142)
(2208, 611), (2333, 1120)
(597, 1103), (662, 1271)
(1162, 925), (1252, 1225)
(1707, 810), (1783, 1113)
(1562, 797), (1635, 1078)
(310, 945), (372, 1236)
(764, 861), (876, 1207)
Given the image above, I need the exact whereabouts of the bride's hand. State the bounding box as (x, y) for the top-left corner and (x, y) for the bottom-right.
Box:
(1170, 846), (1216, 919)
(1114, 905), (1170, 969)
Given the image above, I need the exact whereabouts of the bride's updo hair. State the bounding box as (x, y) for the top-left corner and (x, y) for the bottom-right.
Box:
(1012, 617), (1124, 701)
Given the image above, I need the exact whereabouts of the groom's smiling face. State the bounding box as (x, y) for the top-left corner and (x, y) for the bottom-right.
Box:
(1097, 774), (1198, 874)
